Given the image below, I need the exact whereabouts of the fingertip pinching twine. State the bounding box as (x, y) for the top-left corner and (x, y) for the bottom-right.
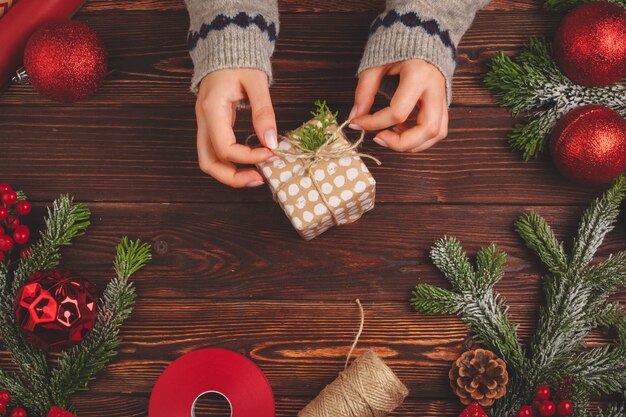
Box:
(298, 299), (409, 417)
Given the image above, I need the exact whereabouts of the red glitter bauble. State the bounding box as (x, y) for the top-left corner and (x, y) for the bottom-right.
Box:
(14, 269), (97, 350)
(554, 2), (626, 87)
(23, 21), (107, 103)
(550, 105), (626, 186)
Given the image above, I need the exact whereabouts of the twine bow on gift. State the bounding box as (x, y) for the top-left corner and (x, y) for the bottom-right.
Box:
(271, 120), (381, 175)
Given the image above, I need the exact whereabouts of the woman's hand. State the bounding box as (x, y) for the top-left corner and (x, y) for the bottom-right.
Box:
(195, 69), (277, 188)
(349, 59), (449, 153)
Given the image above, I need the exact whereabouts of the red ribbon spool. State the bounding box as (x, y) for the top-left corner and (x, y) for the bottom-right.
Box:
(0, 0), (86, 89)
(149, 348), (275, 417)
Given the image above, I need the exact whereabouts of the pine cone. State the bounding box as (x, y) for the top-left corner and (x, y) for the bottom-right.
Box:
(449, 349), (509, 407)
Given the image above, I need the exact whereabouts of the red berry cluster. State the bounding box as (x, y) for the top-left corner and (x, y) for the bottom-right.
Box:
(0, 390), (28, 417)
(0, 184), (32, 262)
(516, 385), (573, 417)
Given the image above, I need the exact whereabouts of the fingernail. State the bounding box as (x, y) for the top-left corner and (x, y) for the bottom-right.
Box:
(247, 180), (265, 188)
(264, 129), (278, 149)
(349, 123), (363, 131)
(373, 137), (388, 148)
(348, 105), (357, 120)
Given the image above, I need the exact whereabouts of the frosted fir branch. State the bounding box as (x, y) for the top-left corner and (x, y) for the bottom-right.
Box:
(475, 244), (507, 290)
(11, 195), (90, 294)
(515, 211), (569, 275)
(571, 176), (626, 270)
(591, 403), (626, 417)
(545, 0), (626, 12)
(0, 370), (44, 414)
(429, 237), (476, 291)
(585, 252), (626, 301)
(566, 346), (626, 397)
(50, 238), (151, 407)
(485, 39), (626, 160)
(411, 284), (462, 315)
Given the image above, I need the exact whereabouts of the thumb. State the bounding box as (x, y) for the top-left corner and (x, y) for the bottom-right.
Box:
(243, 75), (278, 149)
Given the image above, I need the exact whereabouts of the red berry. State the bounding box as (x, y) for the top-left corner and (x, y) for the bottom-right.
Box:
(557, 400), (573, 416)
(517, 405), (533, 417)
(13, 225), (29, 244)
(539, 401), (557, 417)
(11, 407), (27, 417)
(20, 247), (31, 259)
(0, 402), (6, 414)
(0, 235), (13, 251)
(1, 191), (17, 206)
(536, 385), (551, 401)
(6, 216), (19, 228)
(0, 389), (10, 403)
(15, 201), (31, 216)
(0, 207), (7, 220)
(0, 183), (12, 194)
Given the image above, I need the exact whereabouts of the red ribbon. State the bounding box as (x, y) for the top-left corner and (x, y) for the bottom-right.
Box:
(0, 0), (86, 90)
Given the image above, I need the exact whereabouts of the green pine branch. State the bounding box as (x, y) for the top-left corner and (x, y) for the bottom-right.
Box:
(544, 0), (626, 11)
(291, 100), (338, 151)
(485, 39), (626, 160)
(411, 177), (626, 416)
(11, 195), (90, 294)
(49, 238), (151, 408)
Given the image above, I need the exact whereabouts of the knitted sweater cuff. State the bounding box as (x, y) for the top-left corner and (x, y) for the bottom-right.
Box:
(185, 0), (279, 94)
(358, 23), (456, 104)
(189, 26), (276, 93)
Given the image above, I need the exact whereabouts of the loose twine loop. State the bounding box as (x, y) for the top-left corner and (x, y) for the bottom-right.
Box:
(298, 300), (409, 417)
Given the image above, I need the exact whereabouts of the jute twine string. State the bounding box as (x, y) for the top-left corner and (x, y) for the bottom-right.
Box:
(250, 120), (381, 226)
(298, 300), (409, 417)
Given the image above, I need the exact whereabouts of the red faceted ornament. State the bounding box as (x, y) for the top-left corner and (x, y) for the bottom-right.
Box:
(554, 2), (626, 86)
(551, 105), (626, 186)
(24, 21), (107, 103)
(15, 269), (96, 350)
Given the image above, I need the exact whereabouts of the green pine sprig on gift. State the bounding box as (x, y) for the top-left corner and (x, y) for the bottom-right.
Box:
(544, 0), (626, 12)
(411, 176), (626, 417)
(484, 39), (626, 161)
(292, 100), (338, 151)
(0, 195), (151, 416)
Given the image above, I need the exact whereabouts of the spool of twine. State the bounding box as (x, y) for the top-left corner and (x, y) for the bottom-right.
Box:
(298, 301), (409, 417)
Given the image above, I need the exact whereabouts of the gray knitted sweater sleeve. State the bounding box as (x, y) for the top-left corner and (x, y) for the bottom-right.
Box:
(184, 1), (489, 100)
(360, 0), (490, 102)
(184, 0), (279, 93)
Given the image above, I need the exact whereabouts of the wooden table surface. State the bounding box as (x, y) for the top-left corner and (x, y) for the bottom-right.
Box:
(2, 1), (625, 416)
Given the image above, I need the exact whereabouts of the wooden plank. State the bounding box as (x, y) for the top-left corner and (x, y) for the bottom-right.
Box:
(81, 0), (543, 12)
(0, 106), (603, 205)
(1, 300), (620, 398)
(0, 11), (559, 107)
(7, 203), (625, 301)
(67, 395), (489, 417)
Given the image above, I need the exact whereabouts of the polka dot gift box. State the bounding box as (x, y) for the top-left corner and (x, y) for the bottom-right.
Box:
(257, 117), (377, 240)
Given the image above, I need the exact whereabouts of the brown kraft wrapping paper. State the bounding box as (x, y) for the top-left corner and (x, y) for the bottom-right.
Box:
(257, 123), (376, 240)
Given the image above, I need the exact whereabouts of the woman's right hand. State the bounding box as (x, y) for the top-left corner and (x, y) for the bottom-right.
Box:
(195, 68), (277, 188)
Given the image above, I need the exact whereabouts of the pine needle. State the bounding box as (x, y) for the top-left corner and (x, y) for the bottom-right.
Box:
(291, 100), (338, 151)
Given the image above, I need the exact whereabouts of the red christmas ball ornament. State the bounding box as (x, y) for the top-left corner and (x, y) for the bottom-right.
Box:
(557, 400), (573, 416)
(539, 401), (557, 417)
(551, 105), (626, 186)
(554, 2), (626, 86)
(459, 402), (487, 417)
(24, 21), (107, 103)
(14, 269), (97, 350)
